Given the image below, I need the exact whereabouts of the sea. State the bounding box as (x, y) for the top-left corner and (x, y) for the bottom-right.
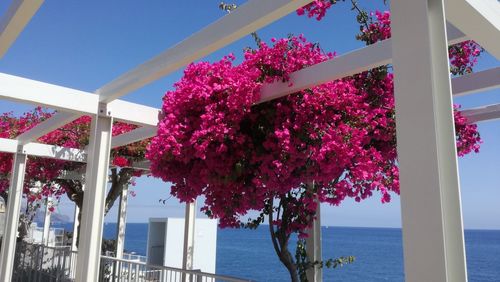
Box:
(57, 223), (500, 282)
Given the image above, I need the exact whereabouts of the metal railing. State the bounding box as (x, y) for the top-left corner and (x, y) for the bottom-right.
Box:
(13, 242), (78, 282)
(99, 255), (252, 282)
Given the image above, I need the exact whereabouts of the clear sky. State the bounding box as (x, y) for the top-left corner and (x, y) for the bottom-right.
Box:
(0, 0), (498, 229)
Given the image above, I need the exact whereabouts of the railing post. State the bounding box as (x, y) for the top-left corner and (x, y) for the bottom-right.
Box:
(42, 196), (52, 246)
(391, 0), (468, 281)
(0, 150), (27, 281)
(71, 199), (80, 252)
(182, 201), (196, 282)
(75, 107), (113, 281)
(115, 184), (129, 259)
(306, 198), (322, 282)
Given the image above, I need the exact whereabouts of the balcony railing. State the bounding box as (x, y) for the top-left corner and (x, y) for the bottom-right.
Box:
(12, 242), (252, 282)
(99, 255), (252, 282)
(13, 242), (77, 281)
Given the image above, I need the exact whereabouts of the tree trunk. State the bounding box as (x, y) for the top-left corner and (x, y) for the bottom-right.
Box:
(268, 198), (300, 282)
(280, 244), (300, 282)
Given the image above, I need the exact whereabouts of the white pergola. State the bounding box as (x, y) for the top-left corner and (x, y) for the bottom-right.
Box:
(0, 0), (498, 281)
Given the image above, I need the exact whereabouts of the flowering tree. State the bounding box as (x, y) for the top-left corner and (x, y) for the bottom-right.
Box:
(0, 108), (147, 241)
(148, 2), (482, 280)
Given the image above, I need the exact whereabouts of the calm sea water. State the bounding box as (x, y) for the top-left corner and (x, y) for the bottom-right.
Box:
(60, 223), (500, 281)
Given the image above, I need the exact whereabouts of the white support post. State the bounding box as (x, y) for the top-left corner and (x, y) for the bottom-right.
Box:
(306, 201), (322, 282)
(0, 151), (27, 281)
(42, 197), (52, 246)
(71, 203), (80, 252)
(391, 1), (467, 282)
(115, 185), (129, 259)
(75, 109), (113, 282)
(182, 200), (196, 281)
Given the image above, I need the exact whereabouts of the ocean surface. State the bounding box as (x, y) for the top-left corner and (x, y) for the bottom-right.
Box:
(59, 223), (500, 281)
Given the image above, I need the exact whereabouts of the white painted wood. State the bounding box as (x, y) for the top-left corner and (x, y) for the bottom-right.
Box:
(0, 0), (44, 58)
(0, 152), (27, 281)
(259, 39), (393, 103)
(462, 103), (500, 123)
(452, 67), (500, 97)
(16, 112), (77, 145)
(445, 0), (500, 59)
(42, 197), (52, 246)
(182, 201), (196, 272)
(96, 0), (313, 102)
(0, 138), (87, 161)
(306, 199), (322, 282)
(111, 126), (157, 148)
(391, 0), (467, 281)
(122, 160), (151, 171)
(59, 170), (85, 181)
(108, 100), (160, 127)
(0, 138), (18, 153)
(71, 202), (80, 252)
(75, 113), (113, 282)
(0, 72), (99, 114)
(23, 141), (87, 162)
(115, 185), (129, 259)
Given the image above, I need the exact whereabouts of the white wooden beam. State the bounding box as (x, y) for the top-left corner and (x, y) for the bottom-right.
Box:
(259, 40), (392, 103)
(0, 138), (87, 162)
(96, 0), (313, 102)
(259, 28), (468, 103)
(0, 0), (44, 58)
(0, 152), (27, 281)
(452, 67), (500, 97)
(445, 0), (500, 59)
(16, 112), (77, 145)
(0, 72), (99, 114)
(121, 160), (150, 171)
(22, 142), (87, 162)
(75, 114), (113, 281)
(111, 126), (156, 148)
(59, 170), (85, 181)
(392, 0), (467, 281)
(0, 138), (18, 153)
(0, 72), (162, 145)
(462, 103), (500, 123)
(108, 100), (160, 127)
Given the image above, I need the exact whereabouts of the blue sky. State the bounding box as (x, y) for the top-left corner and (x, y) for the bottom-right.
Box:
(0, 1), (498, 229)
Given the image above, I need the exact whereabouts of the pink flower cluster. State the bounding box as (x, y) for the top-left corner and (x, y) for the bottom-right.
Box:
(449, 40), (483, 75)
(454, 106), (481, 156)
(359, 11), (391, 44)
(147, 33), (480, 232)
(296, 0), (334, 20)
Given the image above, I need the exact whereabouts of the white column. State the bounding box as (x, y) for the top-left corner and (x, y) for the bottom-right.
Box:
(115, 184), (129, 259)
(182, 201), (196, 271)
(75, 110), (113, 282)
(0, 151), (27, 281)
(71, 203), (80, 252)
(42, 196), (52, 246)
(306, 202), (322, 282)
(391, 1), (467, 281)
